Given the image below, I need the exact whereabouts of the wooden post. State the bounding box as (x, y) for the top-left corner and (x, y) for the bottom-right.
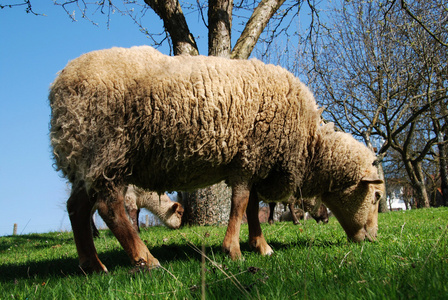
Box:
(145, 215), (149, 227)
(13, 223), (17, 235)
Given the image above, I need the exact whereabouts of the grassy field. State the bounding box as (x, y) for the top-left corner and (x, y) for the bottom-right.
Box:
(1, 207), (447, 299)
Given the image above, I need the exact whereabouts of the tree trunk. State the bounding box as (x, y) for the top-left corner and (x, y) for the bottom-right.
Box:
(179, 181), (232, 226)
(404, 160), (430, 208)
(208, 0), (233, 57)
(414, 162), (431, 208)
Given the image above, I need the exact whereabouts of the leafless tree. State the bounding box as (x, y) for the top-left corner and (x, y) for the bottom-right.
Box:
(302, 0), (447, 208)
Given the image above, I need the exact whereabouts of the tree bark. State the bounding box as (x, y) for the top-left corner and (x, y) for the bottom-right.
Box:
(208, 0), (233, 57)
(179, 181), (232, 226)
(404, 160), (430, 208)
(144, 0), (198, 56)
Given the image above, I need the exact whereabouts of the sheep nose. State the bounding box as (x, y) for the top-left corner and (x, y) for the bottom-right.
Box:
(348, 228), (368, 243)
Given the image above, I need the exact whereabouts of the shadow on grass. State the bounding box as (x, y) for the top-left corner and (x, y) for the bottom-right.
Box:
(0, 233), (345, 283)
(0, 242), (221, 283)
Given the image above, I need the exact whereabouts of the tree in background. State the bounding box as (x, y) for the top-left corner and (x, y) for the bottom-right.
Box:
(300, 0), (447, 209)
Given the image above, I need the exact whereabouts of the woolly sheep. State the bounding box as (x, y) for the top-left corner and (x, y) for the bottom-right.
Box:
(268, 197), (329, 225)
(125, 185), (184, 231)
(49, 46), (384, 272)
(91, 185), (183, 238)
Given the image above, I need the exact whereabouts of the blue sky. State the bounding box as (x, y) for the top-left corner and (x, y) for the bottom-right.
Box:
(0, 2), (213, 236)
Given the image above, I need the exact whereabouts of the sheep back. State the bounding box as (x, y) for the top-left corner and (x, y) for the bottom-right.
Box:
(50, 46), (321, 198)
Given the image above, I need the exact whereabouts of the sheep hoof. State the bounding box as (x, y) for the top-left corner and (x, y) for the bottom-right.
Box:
(223, 246), (243, 261)
(129, 258), (161, 274)
(79, 261), (108, 274)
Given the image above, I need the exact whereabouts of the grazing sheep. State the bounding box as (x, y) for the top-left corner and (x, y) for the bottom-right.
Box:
(125, 185), (184, 231)
(268, 197), (329, 225)
(91, 185), (183, 238)
(49, 46), (384, 272)
(278, 204), (329, 224)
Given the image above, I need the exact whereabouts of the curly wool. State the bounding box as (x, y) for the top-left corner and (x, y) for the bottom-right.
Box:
(49, 46), (377, 203)
(298, 124), (380, 197)
(50, 46), (320, 196)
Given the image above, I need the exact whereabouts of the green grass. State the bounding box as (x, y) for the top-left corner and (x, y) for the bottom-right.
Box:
(1, 207), (447, 299)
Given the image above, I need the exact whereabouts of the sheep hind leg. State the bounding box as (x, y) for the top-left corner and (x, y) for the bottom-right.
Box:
(222, 184), (251, 260)
(246, 189), (273, 256)
(96, 188), (160, 270)
(67, 185), (107, 273)
(289, 202), (301, 225)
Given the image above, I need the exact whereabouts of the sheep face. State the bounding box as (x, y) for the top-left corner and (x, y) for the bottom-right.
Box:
(322, 177), (384, 242)
(163, 203), (184, 229)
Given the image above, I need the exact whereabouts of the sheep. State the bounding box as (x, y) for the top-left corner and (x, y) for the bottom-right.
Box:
(91, 185), (183, 238)
(268, 197), (329, 225)
(49, 46), (384, 272)
(278, 204), (329, 224)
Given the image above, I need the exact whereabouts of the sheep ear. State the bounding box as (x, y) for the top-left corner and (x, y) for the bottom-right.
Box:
(361, 174), (383, 184)
(171, 202), (180, 212)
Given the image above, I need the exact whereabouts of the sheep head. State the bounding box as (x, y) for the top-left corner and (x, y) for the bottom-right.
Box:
(163, 202), (184, 229)
(322, 170), (384, 242)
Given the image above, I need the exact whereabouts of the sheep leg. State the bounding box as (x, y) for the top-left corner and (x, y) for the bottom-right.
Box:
(268, 202), (276, 225)
(222, 184), (250, 260)
(67, 185), (107, 273)
(127, 207), (141, 233)
(96, 189), (160, 269)
(289, 202), (301, 225)
(91, 213), (100, 238)
(246, 190), (273, 256)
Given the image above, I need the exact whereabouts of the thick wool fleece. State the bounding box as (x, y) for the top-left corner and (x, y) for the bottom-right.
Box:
(50, 46), (322, 199)
(298, 124), (380, 198)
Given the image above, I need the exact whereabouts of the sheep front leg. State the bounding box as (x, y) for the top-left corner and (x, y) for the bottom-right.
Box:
(96, 188), (160, 270)
(246, 189), (273, 256)
(67, 185), (107, 273)
(222, 184), (250, 260)
(127, 207), (141, 233)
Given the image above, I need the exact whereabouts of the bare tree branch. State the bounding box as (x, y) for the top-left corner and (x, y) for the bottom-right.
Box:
(231, 0), (286, 59)
(384, 0), (448, 48)
(0, 0), (40, 15)
(144, 0), (199, 55)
